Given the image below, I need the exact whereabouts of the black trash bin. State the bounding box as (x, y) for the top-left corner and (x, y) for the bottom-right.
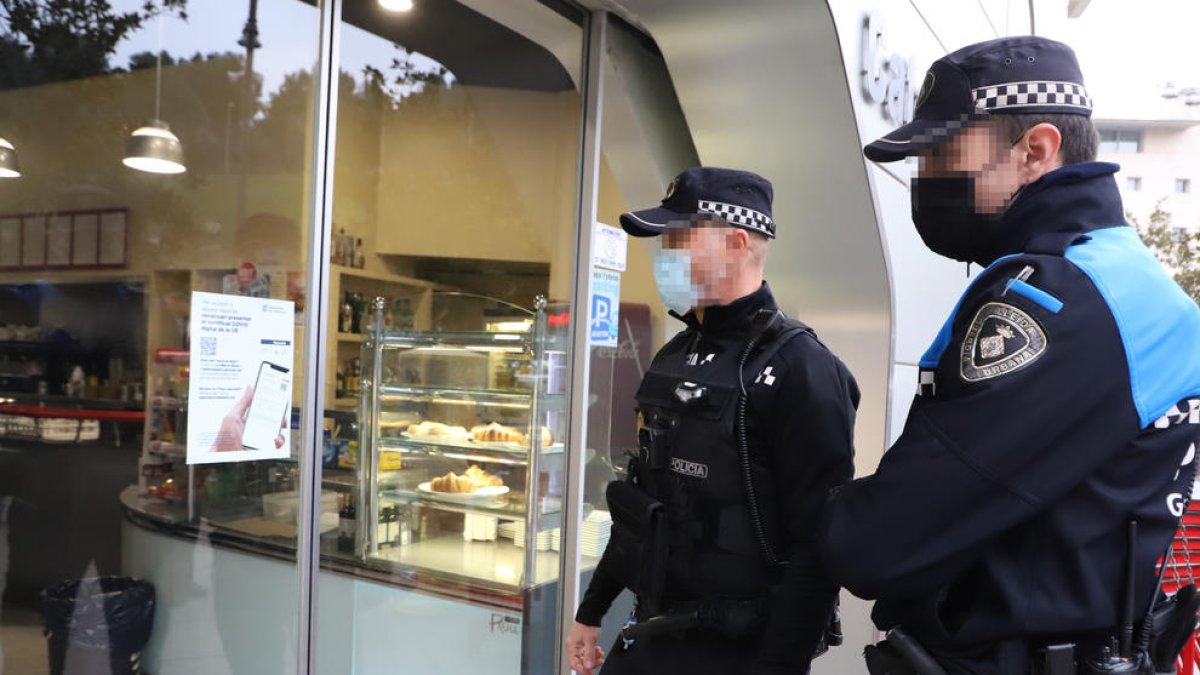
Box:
(42, 576), (156, 675)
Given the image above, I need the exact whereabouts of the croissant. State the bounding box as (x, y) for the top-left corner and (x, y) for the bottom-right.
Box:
(430, 473), (474, 493)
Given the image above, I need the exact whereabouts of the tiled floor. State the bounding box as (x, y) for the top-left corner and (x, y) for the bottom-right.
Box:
(1, 606), (49, 675)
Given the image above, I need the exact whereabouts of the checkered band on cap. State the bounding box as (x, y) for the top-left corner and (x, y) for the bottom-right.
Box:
(973, 80), (1092, 113)
(698, 200), (776, 238)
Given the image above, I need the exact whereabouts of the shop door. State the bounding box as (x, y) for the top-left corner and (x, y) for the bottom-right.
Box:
(312, 2), (587, 673)
(0, 1), (327, 673)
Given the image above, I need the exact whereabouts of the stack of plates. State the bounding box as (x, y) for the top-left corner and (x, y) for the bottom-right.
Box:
(511, 521), (554, 551)
(580, 510), (611, 558)
(497, 520), (518, 540)
(462, 514), (498, 542)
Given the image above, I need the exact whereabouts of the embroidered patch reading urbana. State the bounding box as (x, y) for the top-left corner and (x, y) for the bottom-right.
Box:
(960, 302), (1047, 382)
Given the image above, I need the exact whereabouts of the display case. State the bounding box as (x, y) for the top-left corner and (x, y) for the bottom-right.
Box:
(351, 295), (589, 596)
(138, 348), (191, 508)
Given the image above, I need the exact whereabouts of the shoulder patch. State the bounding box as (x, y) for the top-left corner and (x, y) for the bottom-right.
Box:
(960, 302), (1048, 382)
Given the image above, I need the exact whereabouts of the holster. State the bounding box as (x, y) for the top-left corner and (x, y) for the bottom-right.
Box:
(1146, 583), (1200, 673)
(863, 628), (947, 675)
(606, 478), (668, 615)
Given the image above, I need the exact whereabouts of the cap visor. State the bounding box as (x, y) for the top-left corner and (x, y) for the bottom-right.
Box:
(863, 115), (978, 163)
(619, 205), (687, 237)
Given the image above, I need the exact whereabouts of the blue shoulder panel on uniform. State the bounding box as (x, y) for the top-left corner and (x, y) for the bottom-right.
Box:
(1064, 226), (1200, 428)
(1007, 280), (1064, 314)
(919, 255), (1021, 369)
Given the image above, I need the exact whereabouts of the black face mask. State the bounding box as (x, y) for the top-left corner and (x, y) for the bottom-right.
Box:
(910, 176), (1006, 266)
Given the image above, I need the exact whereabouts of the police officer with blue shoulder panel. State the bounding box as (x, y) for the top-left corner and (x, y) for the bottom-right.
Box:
(564, 167), (860, 674)
(822, 36), (1200, 674)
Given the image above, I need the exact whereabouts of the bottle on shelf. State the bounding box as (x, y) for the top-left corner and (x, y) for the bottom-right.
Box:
(353, 238), (365, 269)
(383, 297), (395, 330)
(377, 504), (398, 549)
(394, 298), (414, 331)
(337, 493), (357, 554)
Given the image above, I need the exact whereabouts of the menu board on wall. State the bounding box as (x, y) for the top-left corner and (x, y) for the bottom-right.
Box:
(0, 208), (128, 270)
(0, 218), (19, 268)
(46, 215), (72, 267)
(21, 216), (45, 266)
(72, 213), (99, 266)
(99, 211), (127, 266)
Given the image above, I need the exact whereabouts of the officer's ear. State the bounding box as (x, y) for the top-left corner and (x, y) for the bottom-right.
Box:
(1016, 122), (1063, 185)
(725, 226), (751, 252)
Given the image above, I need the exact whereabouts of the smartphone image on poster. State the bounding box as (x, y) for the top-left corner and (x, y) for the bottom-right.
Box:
(243, 361), (291, 450)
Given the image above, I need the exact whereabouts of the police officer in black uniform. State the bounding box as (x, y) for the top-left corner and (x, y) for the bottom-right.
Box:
(821, 37), (1200, 674)
(564, 167), (860, 675)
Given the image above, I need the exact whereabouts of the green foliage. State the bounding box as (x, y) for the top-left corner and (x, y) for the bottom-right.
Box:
(0, 0), (187, 88)
(1133, 200), (1200, 304)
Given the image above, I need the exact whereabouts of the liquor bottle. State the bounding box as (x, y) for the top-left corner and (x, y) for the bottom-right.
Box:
(337, 493), (357, 554)
(377, 505), (398, 549)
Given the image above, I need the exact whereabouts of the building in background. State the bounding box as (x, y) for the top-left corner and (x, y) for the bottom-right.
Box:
(1096, 93), (1200, 233)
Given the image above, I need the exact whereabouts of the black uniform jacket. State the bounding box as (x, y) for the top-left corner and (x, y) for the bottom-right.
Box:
(822, 163), (1200, 658)
(578, 282), (860, 673)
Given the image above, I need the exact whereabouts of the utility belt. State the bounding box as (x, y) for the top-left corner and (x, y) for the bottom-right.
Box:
(862, 629), (1146, 675)
(619, 594), (843, 658)
(865, 596), (1199, 675)
(621, 596), (770, 644)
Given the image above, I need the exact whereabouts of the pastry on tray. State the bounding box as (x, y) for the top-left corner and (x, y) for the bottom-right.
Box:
(430, 465), (503, 493)
(470, 422), (553, 446)
(407, 421), (468, 437)
(471, 422), (523, 443)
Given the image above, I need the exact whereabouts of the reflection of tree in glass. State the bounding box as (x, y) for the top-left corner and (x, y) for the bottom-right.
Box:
(362, 45), (451, 109)
(0, 0), (464, 261)
(250, 54), (453, 175)
(0, 0), (187, 88)
(127, 50), (259, 177)
(1134, 200), (1200, 304)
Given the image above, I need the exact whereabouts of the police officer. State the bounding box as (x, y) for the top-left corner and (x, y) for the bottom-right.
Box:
(822, 36), (1200, 674)
(564, 167), (860, 675)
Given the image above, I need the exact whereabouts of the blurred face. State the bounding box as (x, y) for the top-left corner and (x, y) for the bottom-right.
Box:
(918, 121), (1023, 215)
(660, 217), (745, 304)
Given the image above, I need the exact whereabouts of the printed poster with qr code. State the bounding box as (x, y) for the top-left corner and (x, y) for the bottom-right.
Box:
(187, 291), (295, 465)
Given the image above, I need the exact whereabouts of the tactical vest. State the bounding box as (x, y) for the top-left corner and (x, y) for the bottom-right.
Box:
(630, 314), (812, 601)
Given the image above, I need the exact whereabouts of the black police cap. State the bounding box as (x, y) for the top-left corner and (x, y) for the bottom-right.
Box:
(865, 35), (1092, 163)
(619, 166), (776, 239)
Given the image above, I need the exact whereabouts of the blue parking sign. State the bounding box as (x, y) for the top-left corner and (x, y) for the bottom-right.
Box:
(590, 268), (620, 347)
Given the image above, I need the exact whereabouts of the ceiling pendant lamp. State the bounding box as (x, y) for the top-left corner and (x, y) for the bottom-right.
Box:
(0, 137), (20, 178)
(124, 120), (185, 174)
(123, 6), (186, 174)
(379, 0), (414, 12)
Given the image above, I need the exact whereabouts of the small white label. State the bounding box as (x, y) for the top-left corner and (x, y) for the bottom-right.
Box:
(592, 223), (627, 272)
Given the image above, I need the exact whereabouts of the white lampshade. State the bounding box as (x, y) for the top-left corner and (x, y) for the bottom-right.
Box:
(123, 120), (186, 174)
(0, 137), (21, 178)
(379, 0), (414, 11)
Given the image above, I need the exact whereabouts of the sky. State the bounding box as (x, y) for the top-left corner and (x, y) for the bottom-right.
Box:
(110, 0), (446, 104)
(104, 0), (1200, 120)
(1043, 0), (1200, 119)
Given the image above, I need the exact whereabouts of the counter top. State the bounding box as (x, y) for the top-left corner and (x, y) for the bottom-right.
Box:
(119, 485), (598, 610)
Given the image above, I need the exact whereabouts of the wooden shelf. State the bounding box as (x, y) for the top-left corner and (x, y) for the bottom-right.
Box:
(337, 332), (365, 343)
(331, 264), (436, 289)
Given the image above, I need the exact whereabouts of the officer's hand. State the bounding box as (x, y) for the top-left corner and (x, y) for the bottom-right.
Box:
(565, 621), (605, 675)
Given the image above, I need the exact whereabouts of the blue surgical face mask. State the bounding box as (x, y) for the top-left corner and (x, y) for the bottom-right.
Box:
(652, 248), (700, 314)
